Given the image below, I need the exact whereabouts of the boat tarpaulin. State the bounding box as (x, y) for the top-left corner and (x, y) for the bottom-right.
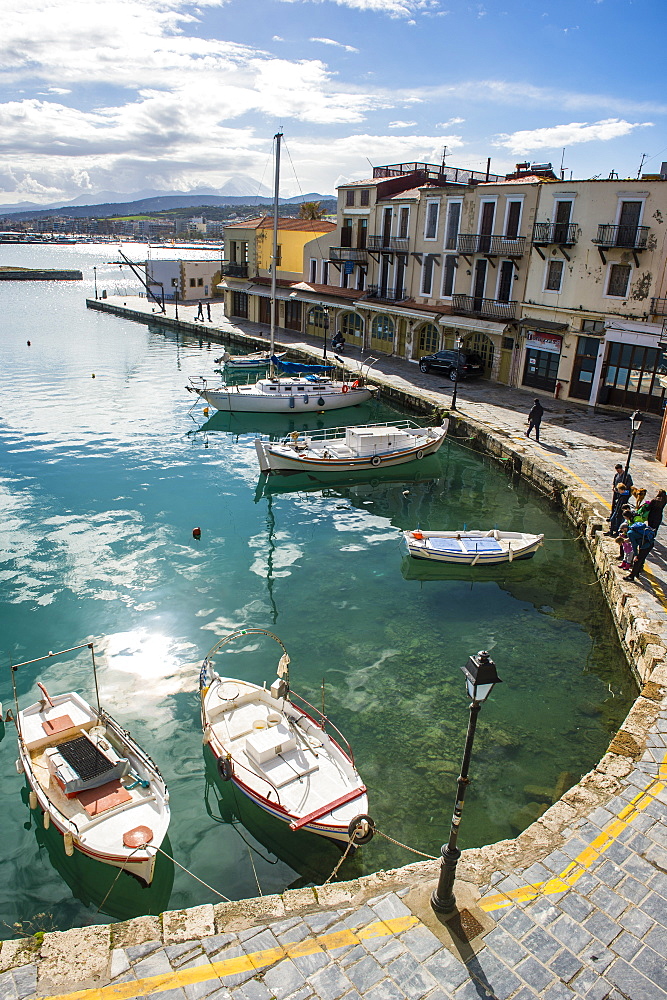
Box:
(271, 357), (332, 374)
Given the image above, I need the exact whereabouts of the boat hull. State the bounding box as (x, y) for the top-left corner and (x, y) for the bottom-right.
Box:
(403, 529), (544, 565)
(198, 386), (373, 413)
(255, 426), (446, 474)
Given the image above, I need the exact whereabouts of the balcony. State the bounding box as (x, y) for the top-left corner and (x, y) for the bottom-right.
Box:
(366, 285), (409, 303)
(452, 294), (518, 322)
(329, 247), (368, 262)
(457, 234), (526, 257)
(651, 297), (667, 317)
(532, 222), (578, 246)
(592, 224), (649, 250)
(221, 261), (249, 278)
(366, 236), (410, 253)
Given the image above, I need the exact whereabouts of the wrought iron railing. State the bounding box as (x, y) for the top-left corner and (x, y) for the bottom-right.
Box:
(366, 236), (410, 253)
(456, 234), (526, 256)
(221, 261), (249, 278)
(366, 285), (408, 302)
(329, 247), (368, 262)
(532, 222), (578, 245)
(651, 297), (667, 317)
(592, 224), (649, 249)
(452, 294), (518, 321)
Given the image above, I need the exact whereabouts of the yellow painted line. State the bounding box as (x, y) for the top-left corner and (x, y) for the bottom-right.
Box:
(480, 753), (667, 912)
(35, 915), (419, 1000)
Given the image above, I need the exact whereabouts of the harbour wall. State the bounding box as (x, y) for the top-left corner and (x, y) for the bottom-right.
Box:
(0, 268), (83, 280)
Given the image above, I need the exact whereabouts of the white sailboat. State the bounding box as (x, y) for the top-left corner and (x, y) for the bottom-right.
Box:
(11, 643), (170, 885)
(187, 133), (377, 414)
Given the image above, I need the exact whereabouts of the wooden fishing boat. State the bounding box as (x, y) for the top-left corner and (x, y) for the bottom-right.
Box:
(12, 643), (169, 885)
(254, 419), (448, 475)
(403, 528), (544, 565)
(200, 628), (373, 846)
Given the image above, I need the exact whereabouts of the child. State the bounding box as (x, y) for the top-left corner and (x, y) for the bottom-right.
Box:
(615, 523), (633, 571)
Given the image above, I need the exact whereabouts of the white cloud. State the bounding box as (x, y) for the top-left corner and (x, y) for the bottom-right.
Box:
(388, 120), (417, 128)
(494, 118), (653, 154)
(310, 37), (359, 53)
(279, 0), (442, 18)
(436, 116), (465, 128)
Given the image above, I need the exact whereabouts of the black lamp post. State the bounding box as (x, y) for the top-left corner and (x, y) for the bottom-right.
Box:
(450, 335), (463, 411)
(93, 266), (98, 300)
(431, 650), (502, 915)
(622, 409), (643, 484)
(322, 305), (329, 363)
(174, 287), (179, 320)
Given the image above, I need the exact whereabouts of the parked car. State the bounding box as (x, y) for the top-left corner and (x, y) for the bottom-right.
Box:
(418, 349), (484, 381)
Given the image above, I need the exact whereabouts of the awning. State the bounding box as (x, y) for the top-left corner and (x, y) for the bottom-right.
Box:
(438, 314), (509, 334)
(517, 318), (569, 332)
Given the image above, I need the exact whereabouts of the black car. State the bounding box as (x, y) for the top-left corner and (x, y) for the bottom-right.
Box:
(418, 349), (484, 381)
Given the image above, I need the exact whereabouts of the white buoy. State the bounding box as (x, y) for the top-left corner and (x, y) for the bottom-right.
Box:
(64, 832), (74, 856)
(43, 812), (50, 830)
(29, 790), (38, 810)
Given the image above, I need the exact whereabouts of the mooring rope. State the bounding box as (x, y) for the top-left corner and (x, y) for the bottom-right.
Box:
(322, 837), (357, 885)
(373, 828), (438, 859)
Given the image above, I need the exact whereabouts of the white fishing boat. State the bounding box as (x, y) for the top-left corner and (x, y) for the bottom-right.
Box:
(403, 528), (544, 565)
(12, 643), (169, 885)
(187, 133), (376, 414)
(215, 350), (286, 369)
(254, 418), (449, 474)
(200, 628), (374, 846)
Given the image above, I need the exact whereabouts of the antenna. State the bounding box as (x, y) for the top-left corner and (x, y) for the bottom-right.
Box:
(441, 146), (448, 174)
(365, 157), (375, 173)
(637, 153), (647, 178)
(560, 147), (566, 180)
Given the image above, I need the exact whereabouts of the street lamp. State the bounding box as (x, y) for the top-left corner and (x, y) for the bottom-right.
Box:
(174, 287), (179, 320)
(450, 335), (463, 411)
(431, 650), (502, 915)
(93, 266), (98, 300)
(322, 304), (330, 363)
(622, 409), (643, 484)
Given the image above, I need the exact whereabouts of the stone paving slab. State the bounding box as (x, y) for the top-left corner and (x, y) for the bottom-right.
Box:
(1, 297), (664, 999)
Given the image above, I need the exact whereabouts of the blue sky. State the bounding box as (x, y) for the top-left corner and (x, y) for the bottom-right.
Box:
(1, 0), (665, 206)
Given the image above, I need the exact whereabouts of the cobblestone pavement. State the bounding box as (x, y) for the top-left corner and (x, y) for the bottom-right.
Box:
(1, 298), (663, 999)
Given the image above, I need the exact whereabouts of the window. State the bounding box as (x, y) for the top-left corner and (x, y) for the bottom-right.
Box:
(360, 189), (370, 207)
(421, 256), (434, 296)
(341, 312), (363, 339)
(372, 315), (394, 341)
(497, 260), (514, 302)
(442, 255), (456, 297)
(607, 264), (631, 298)
(582, 319), (605, 333)
(340, 220), (353, 248)
(307, 306), (328, 330)
(232, 291), (248, 318)
(197, 277), (203, 286)
(171, 278), (177, 287)
(309, 259), (318, 283)
(345, 190), (355, 207)
(424, 201), (439, 240)
(322, 261), (330, 285)
(505, 201), (522, 239)
(190, 278), (196, 287)
(398, 206), (410, 239)
(418, 323), (439, 354)
(357, 268), (366, 292)
(444, 202), (461, 250)
(545, 260), (564, 292)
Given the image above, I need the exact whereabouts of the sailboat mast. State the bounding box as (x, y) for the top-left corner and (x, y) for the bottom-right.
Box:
(270, 131), (282, 378)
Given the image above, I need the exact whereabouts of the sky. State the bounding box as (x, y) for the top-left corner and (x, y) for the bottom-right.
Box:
(1, 0), (665, 207)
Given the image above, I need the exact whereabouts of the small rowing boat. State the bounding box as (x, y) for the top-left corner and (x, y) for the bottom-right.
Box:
(254, 419), (448, 474)
(403, 528), (544, 565)
(200, 628), (373, 845)
(215, 351), (286, 369)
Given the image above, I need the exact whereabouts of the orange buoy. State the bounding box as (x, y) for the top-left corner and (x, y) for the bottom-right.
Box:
(412, 530), (424, 539)
(192, 527), (202, 539)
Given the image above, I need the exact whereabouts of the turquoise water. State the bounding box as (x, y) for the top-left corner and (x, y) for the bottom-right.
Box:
(0, 244), (635, 934)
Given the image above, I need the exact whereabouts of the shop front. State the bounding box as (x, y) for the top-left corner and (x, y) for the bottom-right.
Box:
(522, 330), (563, 393)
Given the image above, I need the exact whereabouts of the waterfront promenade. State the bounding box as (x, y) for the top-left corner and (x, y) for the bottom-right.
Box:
(1, 295), (666, 1000)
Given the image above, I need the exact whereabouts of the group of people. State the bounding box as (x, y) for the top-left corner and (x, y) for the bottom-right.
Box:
(606, 463), (666, 583)
(195, 301), (212, 322)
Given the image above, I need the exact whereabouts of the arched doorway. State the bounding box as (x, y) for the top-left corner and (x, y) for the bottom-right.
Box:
(340, 312), (364, 346)
(417, 322), (440, 356)
(306, 306), (328, 340)
(462, 332), (495, 377)
(370, 314), (394, 354)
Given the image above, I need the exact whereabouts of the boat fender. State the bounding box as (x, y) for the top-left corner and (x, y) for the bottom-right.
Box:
(217, 756), (234, 782)
(416, 450), (424, 460)
(303, 395), (309, 405)
(289, 396), (295, 408)
(43, 811), (50, 830)
(64, 832), (74, 857)
(15, 757), (23, 775)
(412, 530), (423, 539)
(351, 380), (360, 389)
(317, 398), (325, 407)
(348, 814), (375, 845)
(341, 384), (349, 393)
(29, 790), (38, 810)
(371, 456), (381, 467)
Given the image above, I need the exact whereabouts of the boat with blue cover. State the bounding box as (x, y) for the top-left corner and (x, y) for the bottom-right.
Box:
(402, 528), (544, 565)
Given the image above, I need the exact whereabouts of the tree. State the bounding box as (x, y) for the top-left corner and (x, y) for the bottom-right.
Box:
(298, 201), (326, 220)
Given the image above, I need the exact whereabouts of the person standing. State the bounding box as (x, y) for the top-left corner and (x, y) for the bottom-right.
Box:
(625, 521), (656, 582)
(206, 302), (212, 322)
(607, 481), (632, 535)
(646, 489), (667, 534)
(525, 398), (544, 441)
(608, 463), (633, 528)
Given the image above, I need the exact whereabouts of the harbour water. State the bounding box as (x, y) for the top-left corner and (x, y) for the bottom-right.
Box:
(0, 244), (635, 933)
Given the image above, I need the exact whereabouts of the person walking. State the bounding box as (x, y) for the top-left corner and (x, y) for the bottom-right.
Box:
(646, 489), (667, 534)
(196, 301), (204, 321)
(625, 521), (656, 582)
(525, 398), (544, 441)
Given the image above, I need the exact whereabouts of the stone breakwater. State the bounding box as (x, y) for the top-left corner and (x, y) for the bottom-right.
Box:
(1, 298), (663, 994)
(0, 268), (83, 280)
